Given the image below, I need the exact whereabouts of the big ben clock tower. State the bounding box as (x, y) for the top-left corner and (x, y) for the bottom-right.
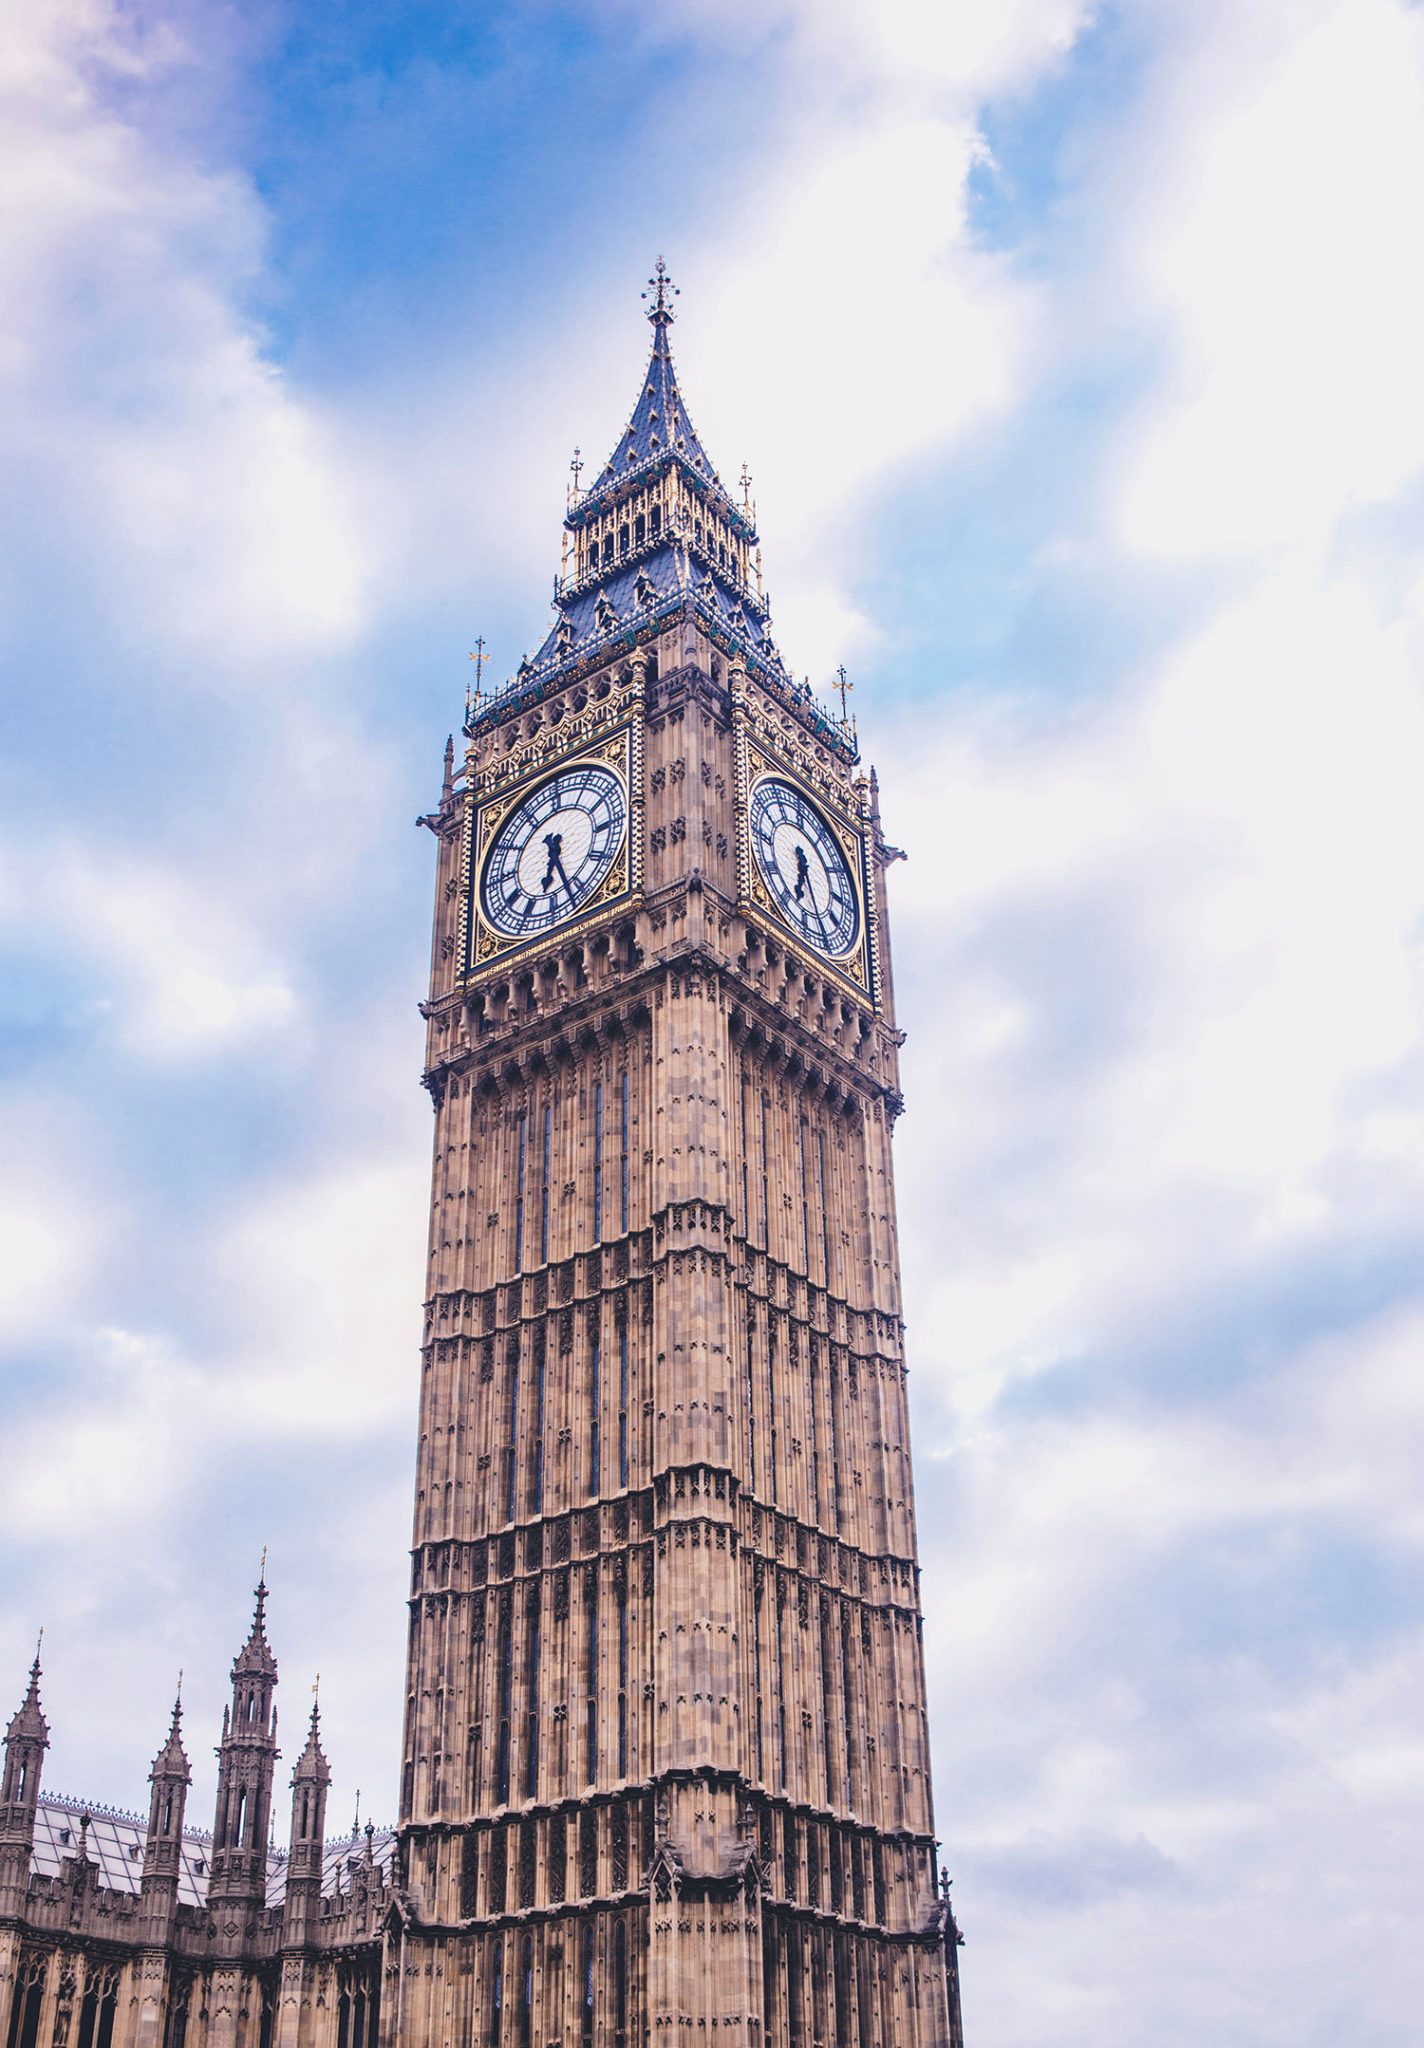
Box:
(396, 264), (965, 2048)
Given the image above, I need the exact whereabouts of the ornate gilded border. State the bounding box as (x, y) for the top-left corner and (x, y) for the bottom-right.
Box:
(457, 722), (643, 981)
(733, 715), (875, 1005)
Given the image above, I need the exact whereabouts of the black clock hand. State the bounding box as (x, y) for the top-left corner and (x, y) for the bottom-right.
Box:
(808, 885), (831, 945)
(540, 831), (566, 892)
(550, 855), (573, 897)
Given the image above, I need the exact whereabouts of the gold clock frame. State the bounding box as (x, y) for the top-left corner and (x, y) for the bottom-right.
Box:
(458, 722), (643, 980)
(734, 722), (877, 1006)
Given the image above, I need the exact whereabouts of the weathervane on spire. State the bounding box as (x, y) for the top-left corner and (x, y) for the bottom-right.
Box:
(467, 636), (490, 725)
(835, 664), (855, 725)
(739, 462), (753, 512)
(568, 445), (583, 503)
(643, 256), (678, 326)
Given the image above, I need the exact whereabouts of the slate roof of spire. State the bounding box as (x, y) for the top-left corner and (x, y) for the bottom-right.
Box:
(529, 549), (780, 676)
(586, 301), (732, 511)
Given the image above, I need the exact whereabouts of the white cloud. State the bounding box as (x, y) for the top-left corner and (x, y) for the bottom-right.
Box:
(625, 0), (1086, 101)
(0, 1), (368, 667)
(0, 836), (301, 1060)
(212, 1149), (428, 1437)
(0, 1326), (203, 1543)
(658, 0), (1092, 673)
(0, 1098), (113, 1348)
(684, 114), (1031, 673)
(918, 1305), (1424, 2042)
(1116, 0), (1424, 559)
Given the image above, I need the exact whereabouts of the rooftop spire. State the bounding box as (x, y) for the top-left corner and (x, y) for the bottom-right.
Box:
(5, 1637), (48, 1747)
(232, 1554), (278, 1679)
(293, 1686), (329, 1782)
(588, 259), (722, 498)
(150, 1685), (190, 1781)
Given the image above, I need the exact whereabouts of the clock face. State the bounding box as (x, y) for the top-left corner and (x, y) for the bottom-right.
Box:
(749, 777), (860, 958)
(480, 762), (629, 939)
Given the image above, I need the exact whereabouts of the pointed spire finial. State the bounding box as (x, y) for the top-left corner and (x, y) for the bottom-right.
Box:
(643, 256), (678, 328)
(467, 638), (490, 728)
(739, 462), (753, 510)
(18, 1638), (42, 1703)
(152, 1673), (190, 1780)
(570, 445), (584, 498)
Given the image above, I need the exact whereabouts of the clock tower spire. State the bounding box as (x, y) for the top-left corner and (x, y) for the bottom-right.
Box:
(401, 273), (961, 2047)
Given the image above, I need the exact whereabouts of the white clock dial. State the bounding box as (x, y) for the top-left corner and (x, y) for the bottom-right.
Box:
(748, 777), (860, 958)
(480, 762), (628, 939)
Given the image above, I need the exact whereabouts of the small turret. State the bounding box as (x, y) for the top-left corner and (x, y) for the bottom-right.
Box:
(281, 1693), (331, 1946)
(209, 1569), (281, 1907)
(1, 1641), (48, 1844)
(143, 1686), (191, 1888)
(0, 1643), (49, 1922)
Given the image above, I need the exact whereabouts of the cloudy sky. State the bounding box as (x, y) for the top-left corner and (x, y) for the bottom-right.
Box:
(2, 1), (1423, 2040)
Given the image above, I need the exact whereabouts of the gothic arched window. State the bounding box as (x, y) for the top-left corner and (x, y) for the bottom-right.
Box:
(583, 1573), (599, 1786)
(580, 1923), (595, 2048)
(616, 1573), (629, 1778)
(611, 1801), (628, 1889)
(487, 1937), (505, 2048)
(518, 1936), (534, 2048)
(613, 1921), (628, 2048)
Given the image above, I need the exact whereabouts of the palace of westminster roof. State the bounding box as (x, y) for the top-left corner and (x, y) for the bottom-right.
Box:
(27, 1798), (395, 1914)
